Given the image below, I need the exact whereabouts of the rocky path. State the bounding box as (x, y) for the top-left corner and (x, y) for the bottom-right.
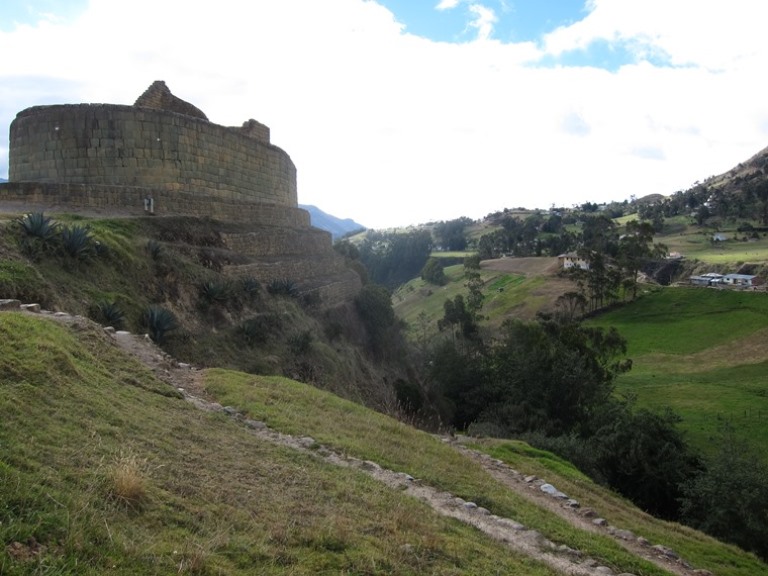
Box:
(3, 300), (714, 576)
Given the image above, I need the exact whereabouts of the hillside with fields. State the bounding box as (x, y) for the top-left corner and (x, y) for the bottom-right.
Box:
(2, 306), (766, 575)
(5, 143), (768, 573)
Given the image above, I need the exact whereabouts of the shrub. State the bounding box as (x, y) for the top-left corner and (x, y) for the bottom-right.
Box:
(16, 212), (58, 241)
(91, 300), (126, 330)
(241, 275), (261, 299)
(300, 290), (322, 309)
(59, 224), (95, 260)
(107, 451), (147, 509)
(420, 257), (447, 286)
(238, 314), (282, 345)
(145, 239), (163, 260)
(288, 330), (313, 355)
(16, 212), (59, 258)
(198, 279), (232, 306)
(143, 306), (178, 344)
(267, 278), (299, 297)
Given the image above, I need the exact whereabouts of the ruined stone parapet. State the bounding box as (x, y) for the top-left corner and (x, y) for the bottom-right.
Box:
(134, 80), (208, 120)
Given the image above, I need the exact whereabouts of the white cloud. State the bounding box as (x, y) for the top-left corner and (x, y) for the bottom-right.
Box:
(543, 0), (768, 71)
(467, 4), (498, 41)
(0, 0), (767, 228)
(436, 0), (461, 10)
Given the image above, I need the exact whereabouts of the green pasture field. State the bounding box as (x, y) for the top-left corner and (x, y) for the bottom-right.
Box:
(653, 215), (768, 264)
(392, 264), (542, 338)
(588, 287), (768, 460)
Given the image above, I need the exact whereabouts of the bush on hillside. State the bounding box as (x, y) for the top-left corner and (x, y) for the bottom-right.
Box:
(59, 224), (96, 261)
(143, 306), (178, 344)
(198, 279), (233, 306)
(420, 258), (447, 286)
(16, 212), (59, 258)
(90, 300), (126, 330)
(680, 433), (768, 560)
(145, 239), (163, 260)
(355, 283), (403, 360)
(267, 278), (299, 298)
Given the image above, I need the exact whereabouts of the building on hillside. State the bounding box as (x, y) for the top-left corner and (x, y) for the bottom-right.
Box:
(722, 273), (761, 287)
(558, 252), (590, 271)
(689, 274), (722, 287)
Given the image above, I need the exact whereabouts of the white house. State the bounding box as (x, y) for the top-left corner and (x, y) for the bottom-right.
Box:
(722, 274), (760, 287)
(558, 253), (590, 271)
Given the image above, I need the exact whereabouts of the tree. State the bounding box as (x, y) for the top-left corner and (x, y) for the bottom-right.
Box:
(555, 291), (587, 322)
(680, 433), (768, 560)
(434, 217), (473, 251)
(617, 220), (667, 299)
(438, 294), (478, 342)
(420, 257), (447, 286)
(355, 283), (402, 359)
(482, 317), (629, 435)
(464, 268), (484, 320)
(477, 230), (507, 260)
(358, 229), (432, 288)
(581, 214), (618, 255)
(591, 405), (700, 519)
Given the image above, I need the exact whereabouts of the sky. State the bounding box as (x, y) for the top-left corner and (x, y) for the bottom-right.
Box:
(1, 1), (767, 229)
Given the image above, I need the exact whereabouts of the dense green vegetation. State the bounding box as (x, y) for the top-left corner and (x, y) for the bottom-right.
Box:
(384, 209), (768, 560)
(0, 212), (407, 409)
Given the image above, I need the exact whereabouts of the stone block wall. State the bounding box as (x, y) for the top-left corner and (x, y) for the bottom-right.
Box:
(221, 227), (333, 257)
(224, 256), (363, 304)
(8, 104), (297, 209)
(0, 181), (311, 227)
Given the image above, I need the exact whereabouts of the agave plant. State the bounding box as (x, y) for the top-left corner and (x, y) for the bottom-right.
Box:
(267, 278), (299, 298)
(16, 212), (58, 241)
(241, 276), (261, 298)
(16, 212), (59, 258)
(93, 300), (125, 330)
(143, 306), (178, 344)
(59, 224), (95, 260)
(198, 279), (232, 305)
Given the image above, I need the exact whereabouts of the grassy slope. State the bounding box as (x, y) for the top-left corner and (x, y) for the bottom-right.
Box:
(3, 313), (765, 575)
(658, 215), (768, 265)
(392, 260), (562, 341)
(586, 287), (768, 460)
(0, 313), (558, 575)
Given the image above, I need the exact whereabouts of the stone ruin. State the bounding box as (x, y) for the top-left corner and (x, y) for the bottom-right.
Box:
(0, 81), (361, 305)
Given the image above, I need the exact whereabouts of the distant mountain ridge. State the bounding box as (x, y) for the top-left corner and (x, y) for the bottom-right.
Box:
(300, 204), (366, 239)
